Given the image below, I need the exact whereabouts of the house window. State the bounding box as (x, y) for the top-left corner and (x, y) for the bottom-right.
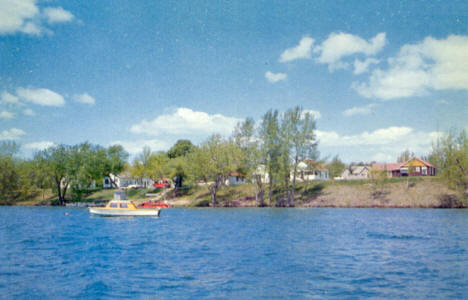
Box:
(105, 178), (109, 185)
(422, 167), (427, 175)
(415, 167), (420, 172)
(401, 168), (408, 174)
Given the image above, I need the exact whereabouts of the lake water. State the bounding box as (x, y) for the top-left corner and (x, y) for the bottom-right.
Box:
(1, 207), (467, 299)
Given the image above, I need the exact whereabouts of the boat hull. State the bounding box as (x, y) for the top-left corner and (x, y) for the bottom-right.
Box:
(89, 207), (160, 217)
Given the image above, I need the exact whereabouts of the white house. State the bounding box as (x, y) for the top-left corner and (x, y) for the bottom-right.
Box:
(340, 166), (371, 180)
(225, 172), (247, 186)
(296, 160), (329, 181)
(253, 161), (329, 184)
(103, 173), (154, 189)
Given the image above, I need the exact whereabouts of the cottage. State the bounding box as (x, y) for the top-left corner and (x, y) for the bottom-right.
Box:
(340, 166), (371, 180)
(297, 160), (329, 181)
(226, 172), (247, 186)
(371, 157), (436, 178)
(103, 173), (154, 189)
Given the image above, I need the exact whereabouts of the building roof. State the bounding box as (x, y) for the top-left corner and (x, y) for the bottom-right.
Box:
(372, 157), (436, 171)
(228, 172), (245, 177)
(402, 157), (436, 168)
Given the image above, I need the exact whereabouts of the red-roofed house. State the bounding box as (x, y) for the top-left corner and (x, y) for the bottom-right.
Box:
(371, 158), (436, 178)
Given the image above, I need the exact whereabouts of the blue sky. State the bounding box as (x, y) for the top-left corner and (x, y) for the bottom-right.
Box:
(1, 0), (467, 163)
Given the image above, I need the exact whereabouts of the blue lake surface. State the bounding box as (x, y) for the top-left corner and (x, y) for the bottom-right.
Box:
(1, 207), (468, 299)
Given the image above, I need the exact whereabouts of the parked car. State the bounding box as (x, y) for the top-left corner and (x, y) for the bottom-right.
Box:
(153, 180), (170, 188)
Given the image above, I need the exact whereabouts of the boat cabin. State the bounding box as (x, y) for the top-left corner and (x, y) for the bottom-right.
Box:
(105, 200), (137, 210)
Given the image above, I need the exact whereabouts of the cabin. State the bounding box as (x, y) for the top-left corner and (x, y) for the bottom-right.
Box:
(297, 160), (329, 181)
(103, 173), (154, 189)
(340, 166), (371, 180)
(371, 158), (436, 178)
(226, 172), (247, 186)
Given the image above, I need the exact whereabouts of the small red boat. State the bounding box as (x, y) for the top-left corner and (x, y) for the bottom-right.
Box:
(139, 200), (170, 208)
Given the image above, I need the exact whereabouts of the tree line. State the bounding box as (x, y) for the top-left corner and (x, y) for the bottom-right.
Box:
(1, 106), (466, 206)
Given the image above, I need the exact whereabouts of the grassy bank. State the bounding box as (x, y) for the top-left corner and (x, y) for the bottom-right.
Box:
(11, 177), (465, 208)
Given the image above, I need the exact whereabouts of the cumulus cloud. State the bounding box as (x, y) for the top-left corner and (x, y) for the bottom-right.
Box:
(24, 141), (55, 150)
(279, 36), (314, 62)
(130, 107), (242, 137)
(73, 93), (95, 105)
(302, 109), (321, 120)
(0, 0), (74, 36)
(0, 110), (15, 119)
(317, 126), (414, 147)
(43, 7), (74, 24)
(314, 32), (386, 71)
(353, 35), (468, 100)
(317, 126), (443, 162)
(110, 139), (172, 156)
(265, 71), (287, 83)
(1, 91), (21, 106)
(342, 103), (376, 116)
(17, 87), (65, 106)
(353, 58), (380, 74)
(0, 128), (25, 140)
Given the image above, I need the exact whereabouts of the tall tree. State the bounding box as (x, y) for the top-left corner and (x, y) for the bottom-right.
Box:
(187, 134), (241, 206)
(284, 106), (318, 206)
(233, 117), (264, 206)
(35, 145), (75, 205)
(167, 140), (195, 159)
(328, 155), (346, 179)
(103, 145), (129, 187)
(259, 109), (281, 205)
(431, 129), (468, 200)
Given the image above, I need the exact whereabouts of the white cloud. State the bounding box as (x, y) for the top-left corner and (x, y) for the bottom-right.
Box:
(0, 0), (74, 36)
(43, 7), (74, 24)
(265, 71), (287, 83)
(353, 58), (380, 74)
(1, 91), (21, 106)
(302, 109), (321, 120)
(0, 128), (25, 140)
(317, 126), (443, 162)
(0, 0), (38, 35)
(0, 110), (15, 119)
(279, 36), (314, 62)
(354, 35), (468, 99)
(317, 126), (414, 147)
(23, 108), (35, 116)
(110, 139), (172, 156)
(73, 93), (95, 105)
(17, 87), (65, 106)
(315, 32), (386, 71)
(342, 103), (376, 116)
(130, 107), (242, 137)
(24, 141), (55, 150)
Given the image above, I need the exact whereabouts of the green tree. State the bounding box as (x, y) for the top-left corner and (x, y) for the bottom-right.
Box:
(35, 145), (75, 205)
(233, 117), (264, 206)
(432, 130), (468, 200)
(259, 109), (281, 205)
(187, 134), (241, 206)
(0, 150), (19, 204)
(284, 106), (318, 206)
(328, 155), (345, 179)
(102, 145), (129, 187)
(167, 139), (195, 159)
